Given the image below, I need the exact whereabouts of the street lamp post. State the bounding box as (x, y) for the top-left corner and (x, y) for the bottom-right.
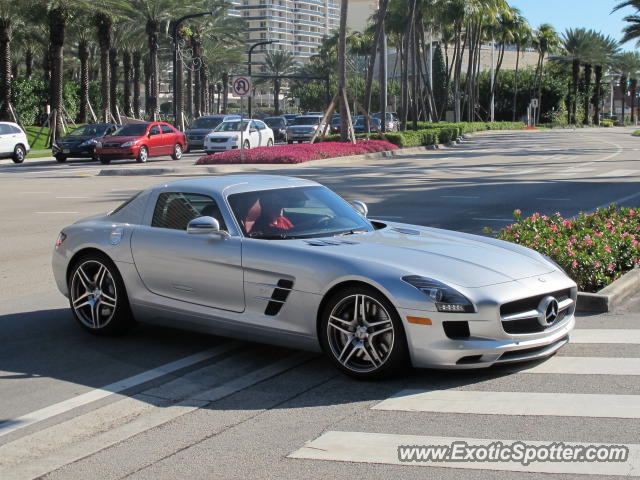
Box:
(172, 10), (217, 130)
(248, 40), (275, 118)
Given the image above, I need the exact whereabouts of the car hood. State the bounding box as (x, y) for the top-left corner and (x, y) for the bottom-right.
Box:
(187, 129), (215, 135)
(102, 136), (139, 144)
(58, 135), (95, 143)
(208, 131), (239, 137)
(298, 224), (555, 288)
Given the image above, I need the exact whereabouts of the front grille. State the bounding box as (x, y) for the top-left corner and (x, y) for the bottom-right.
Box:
(103, 143), (123, 148)
(189, 135), (204, 140)
(208, 137), (228, 143)
(500, 288), (575, 335)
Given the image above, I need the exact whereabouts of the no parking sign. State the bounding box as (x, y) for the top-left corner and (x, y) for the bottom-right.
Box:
(232, 76), (251, 97)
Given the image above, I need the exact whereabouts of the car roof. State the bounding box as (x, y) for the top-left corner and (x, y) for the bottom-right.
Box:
(153, 175), (321, 197)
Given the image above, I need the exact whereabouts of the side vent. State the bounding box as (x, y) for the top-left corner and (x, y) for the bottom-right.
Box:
(264, 279), (294, 316)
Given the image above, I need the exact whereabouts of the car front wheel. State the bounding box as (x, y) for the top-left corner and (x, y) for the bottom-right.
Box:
(55, 154), (67, 163)
(267, 139), (273, 147)
(136, 146), (148, 163)
(171, 143), (182, 160)
(13, 144), (26, 163)
(320, 286), (408, 379)
(68, 254), (134, 335)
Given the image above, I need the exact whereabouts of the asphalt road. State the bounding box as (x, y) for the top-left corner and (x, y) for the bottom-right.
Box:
(1, 128), (639, 479)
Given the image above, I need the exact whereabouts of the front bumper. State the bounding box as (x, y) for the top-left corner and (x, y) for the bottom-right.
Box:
(95, 146), (138, 159)
(187, 138), (205, 149)
(53, 144), (97, 158)
(203, 141), (239, 152)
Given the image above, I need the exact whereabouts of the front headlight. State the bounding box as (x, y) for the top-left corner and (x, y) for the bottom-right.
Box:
(79, 138), (98, 147)
(121, 141), (136, 147)
(402, 276), (475, 313)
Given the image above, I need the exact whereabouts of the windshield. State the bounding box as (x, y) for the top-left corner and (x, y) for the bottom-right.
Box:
(293, 116), (321, 126)
(355, 117), (380, 127)
(228, 186), (373, 239)
(215, 121), (249, 132)
(190, 117), (225, 129)
(69, 125), (110, 137)
(113, 124), (148, 136)
(264, 118), (285, 128)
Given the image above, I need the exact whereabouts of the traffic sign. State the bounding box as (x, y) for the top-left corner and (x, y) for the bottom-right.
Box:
(232, 76), (251, 97)
(531, 98), (539, 108)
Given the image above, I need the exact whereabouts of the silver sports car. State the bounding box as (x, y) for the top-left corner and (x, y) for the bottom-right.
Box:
(52, 175), (577, 379)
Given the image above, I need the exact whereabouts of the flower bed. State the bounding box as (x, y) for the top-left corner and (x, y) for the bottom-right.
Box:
(196, 140), (398, 165)
(491, 205), (640, 292)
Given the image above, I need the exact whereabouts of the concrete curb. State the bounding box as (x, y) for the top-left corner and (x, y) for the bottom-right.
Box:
(98, 167), (179, 176)
(576, 267), (640, 313)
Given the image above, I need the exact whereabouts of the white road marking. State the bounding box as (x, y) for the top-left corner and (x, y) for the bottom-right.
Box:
(34, 211), (79, 214)
(371, 390), (640, 418)
(0, 342), (241, 438)
(289, 431), (640, 476)
(571, 329), (640, 344)
(596, 169), (639, 177)
(55, 196), (89, 199)
(515, 356), (640, 376)
(555, 168), (594, 175)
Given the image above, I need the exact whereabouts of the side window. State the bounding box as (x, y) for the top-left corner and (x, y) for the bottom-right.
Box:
(8, 125), (22, 134)
(0, 124), (9, 135)
(256, 121), (267, 130)
(152, 192), (227, 231)
(161, 124), (173, 134)
(149, 125), (160, 136)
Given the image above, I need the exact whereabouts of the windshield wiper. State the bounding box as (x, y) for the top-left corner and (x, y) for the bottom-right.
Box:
(334, 229), (369, 236)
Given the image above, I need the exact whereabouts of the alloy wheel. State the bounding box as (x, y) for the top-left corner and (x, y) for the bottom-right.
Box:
(13, 146), (25, 163)
(70, 260), (118, 329)
(326, 294), (395, 373)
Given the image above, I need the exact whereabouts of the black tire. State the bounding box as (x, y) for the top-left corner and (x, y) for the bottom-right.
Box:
(205, 151), (213, 155)
(136, 146), (148, 163)
(171, 143), (183, 160)
(243, 140), (250, 149)
(67, 252), (135, 336)
(319, 285), (408, 380)
(287, 140), (293, 144)
(99, 157), (111, 165)
(12, 144), (26, 163)
(267, 139), (273, 147)
(185, 146), (191, 154)
(55, 154), (67, 163)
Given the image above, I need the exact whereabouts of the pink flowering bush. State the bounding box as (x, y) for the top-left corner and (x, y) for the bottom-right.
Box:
(196, 140), (398, 165)
(491, 205), (640, 292)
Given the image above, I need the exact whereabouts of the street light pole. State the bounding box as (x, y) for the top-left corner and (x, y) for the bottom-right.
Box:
(248, 40), (275, 118)
(172, 10), (218, 130)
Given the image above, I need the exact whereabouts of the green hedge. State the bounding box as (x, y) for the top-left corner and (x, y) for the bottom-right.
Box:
(317, 121), (524, 148)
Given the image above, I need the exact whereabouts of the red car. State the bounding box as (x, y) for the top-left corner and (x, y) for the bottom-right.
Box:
(95, 122), (186, 164)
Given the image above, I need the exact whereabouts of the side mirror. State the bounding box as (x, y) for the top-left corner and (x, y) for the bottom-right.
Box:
(187, 216), (229, 237)
(351, 200), (368, 217)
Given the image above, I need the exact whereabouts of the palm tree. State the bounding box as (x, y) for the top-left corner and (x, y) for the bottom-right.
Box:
(589, 33), (620, 125)
(558, 28), (597, 124)
(511, 13), (531, 121)
(0, 1), (25, 120)
(614, 1), (640, 45)
(532, 24), (560, 123)
(67, 14), (94, 123)
(615, 51), (640, 123)
(263, 50), (298, 116)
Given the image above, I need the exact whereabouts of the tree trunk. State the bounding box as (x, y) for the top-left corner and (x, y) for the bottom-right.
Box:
(146, 19), (160, 121)
(512, 46), (520, 122)
(109, 47), (118, 121)
(123, 50), (132, 117)
(593, 65), (602, 125)
(0, 18), (12, 121)
(25, 48), (33, 79)
(49, 7), (66, 142)
(144, 55), (150, 117)
(222, 72), (229, 113)
(379, 15), (387, 131)
(583, 63), (592, 125)
(400, 0), (416, 130)
(96, 13), (112, 123)
(186, 68), (193, 120)
(132, 51), (141, 118)
(192, 36), (201, 117)
(620, 75), (627, 124)
(631, 78), (637, 124)
(364, 0), (389, 116)
(338, 0), (350, 141)
(200, 63), (208, 115)
(78, 39), (89, 123)
(570, 59), (579, 124)
(274, 78), (280, 115)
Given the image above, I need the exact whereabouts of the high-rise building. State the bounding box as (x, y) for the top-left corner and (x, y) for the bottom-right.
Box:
(229, 0), (341, 67)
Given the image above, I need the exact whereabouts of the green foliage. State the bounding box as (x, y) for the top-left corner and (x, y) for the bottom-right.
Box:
(492, 205), (640, 292)
(11, 77), (79, 125)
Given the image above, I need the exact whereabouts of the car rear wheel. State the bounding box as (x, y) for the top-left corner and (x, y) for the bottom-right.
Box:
(12, 144), (26, 163)
(55, 154), (67, 163)
(99, 157), (111, 164)
(267, 139), (273, 147)
(287, 140), (293, 144)
(136, 146), (148, 163)
(320, 286), (408, 379)
(68, 254), (134, 335)
(171, 143), (182, 160)
(243, 140), (250, 149)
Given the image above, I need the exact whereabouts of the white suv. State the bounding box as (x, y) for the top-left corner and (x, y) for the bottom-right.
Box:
(0, 122), (30, 163)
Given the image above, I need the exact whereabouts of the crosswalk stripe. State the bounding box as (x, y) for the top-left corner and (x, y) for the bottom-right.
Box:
(571, 329), (640, 344)
(371, 390), (640, 418)
(596, 169), (639, 177)
(515, 356), (640, 375)
(288, 431), (639, 476)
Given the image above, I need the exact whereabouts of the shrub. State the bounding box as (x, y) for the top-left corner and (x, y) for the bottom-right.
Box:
(196, 140), (398, 165)
(490, 205), (640, 292)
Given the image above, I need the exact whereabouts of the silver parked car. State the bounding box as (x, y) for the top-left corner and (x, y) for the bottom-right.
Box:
(52, 175), (576, 379)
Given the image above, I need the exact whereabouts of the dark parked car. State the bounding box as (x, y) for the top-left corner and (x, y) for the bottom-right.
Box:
(354, 116), (382, 134)
(330, 114), (341, 134)
(263, 117), (288, 142)
(282, 114), (298, 124)
(52, 123), (119, 163)
(185, 115), (240, 152)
